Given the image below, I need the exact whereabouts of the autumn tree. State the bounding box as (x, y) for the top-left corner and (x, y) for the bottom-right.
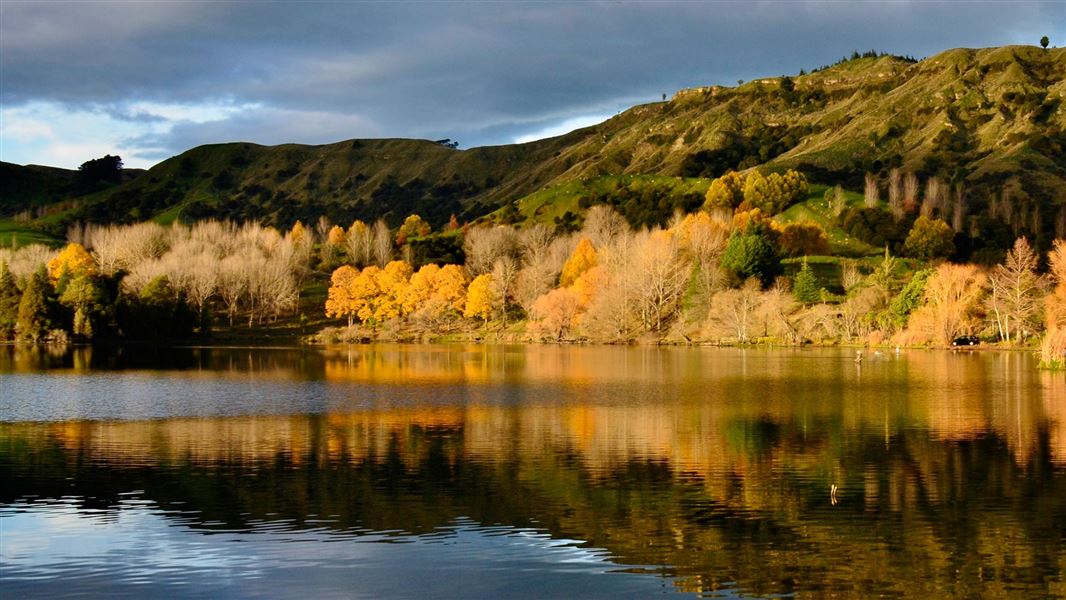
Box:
(464, 273), (498, 323)
(629, 230), (690, 332)
(703, 171), (745, 211)
(396, 214), (431, 244)
(344, 220), (373, 267)
(1038, 240), (1066, 366)
(530, 288), (581, 341)
(777, 221), (830, 257)
(987, 237), (1044, 343)
(906, 263), (987, 345)
(560, 238), (597, 287)
(47, 243), (96, 283)
(742, 169), (808, 214)
(903, 216), (955, 261)
(321, 225), (346, 267)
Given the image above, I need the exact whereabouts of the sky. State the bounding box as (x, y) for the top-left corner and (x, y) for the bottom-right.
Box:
(1, 1), (1063, 169)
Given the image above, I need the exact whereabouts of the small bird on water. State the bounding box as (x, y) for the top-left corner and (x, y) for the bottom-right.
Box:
(854, 350), (863, 363)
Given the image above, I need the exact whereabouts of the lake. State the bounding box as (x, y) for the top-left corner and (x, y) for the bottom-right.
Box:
(1, 344), (1064, 598)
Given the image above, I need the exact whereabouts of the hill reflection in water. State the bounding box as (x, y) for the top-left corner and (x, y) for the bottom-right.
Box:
(1, 345), (1064, 598)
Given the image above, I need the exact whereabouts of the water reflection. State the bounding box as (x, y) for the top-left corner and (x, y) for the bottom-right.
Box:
(1, 344), (1065, 597)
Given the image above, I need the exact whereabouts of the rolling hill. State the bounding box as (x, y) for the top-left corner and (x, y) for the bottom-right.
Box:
(2, 45), (1063, 243)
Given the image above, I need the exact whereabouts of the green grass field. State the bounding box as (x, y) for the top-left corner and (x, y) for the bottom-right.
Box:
(0, 219), (63, 248)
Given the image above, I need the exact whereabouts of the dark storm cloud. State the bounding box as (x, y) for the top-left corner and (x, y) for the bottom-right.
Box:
(2, 0), (1062, 159)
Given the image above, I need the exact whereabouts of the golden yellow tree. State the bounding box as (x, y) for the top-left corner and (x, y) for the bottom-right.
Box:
(350, 266), (383, 325)
(325, 265), (360, 327)
(327, 225), (346, 247)
(47, 243), (97, 282)
(703, 171), (746, 210)
(371, 260), (412, 322)
(560, 238), (597, 287)
(571, 265), (605, 309)
(403, 263), (440, 315)
(290, 220), (308, 245)
(434, 264), (469, 312)
(905, 263), (987, 345)
(464, 273), (498, 322)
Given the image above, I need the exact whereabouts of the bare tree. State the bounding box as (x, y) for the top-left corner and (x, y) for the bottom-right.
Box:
(581, 205), (629, 250)
(704, 279), (762, 342)
(920, 176), (944, 218)
(372, 220), (392, 267)
(463, 225), (519, 275)
(863, 173), (879, 208)
(903, 172), (920, 214)
(987, 237), (1044, 343)
(888, 168), (904, 220)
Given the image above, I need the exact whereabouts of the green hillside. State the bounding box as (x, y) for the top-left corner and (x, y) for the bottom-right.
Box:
(4, 45), (1064, 244)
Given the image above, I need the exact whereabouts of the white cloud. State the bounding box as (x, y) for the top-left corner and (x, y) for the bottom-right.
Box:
(513, 113), (612, 144)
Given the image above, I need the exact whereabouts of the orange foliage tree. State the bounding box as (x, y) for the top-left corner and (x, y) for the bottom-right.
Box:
(47, 243), (97, 282)
(560, 238), (597, 287)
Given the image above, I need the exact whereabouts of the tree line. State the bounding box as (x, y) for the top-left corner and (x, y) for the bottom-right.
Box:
(3, 168), (1065, 368)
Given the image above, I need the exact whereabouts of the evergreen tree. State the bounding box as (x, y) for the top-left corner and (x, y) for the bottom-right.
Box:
(792, 259), (820, 304)
(721, 231), (780, 285)
(0, 262), (21, 340)
(60, 276), (103, 339)
(15, 268), (53, 342)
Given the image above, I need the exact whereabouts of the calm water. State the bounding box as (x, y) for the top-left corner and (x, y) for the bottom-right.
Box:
(1, 344), (1064, 598)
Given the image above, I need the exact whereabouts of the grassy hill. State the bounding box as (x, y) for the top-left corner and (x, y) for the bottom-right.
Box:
(4, 45), (1064, 244)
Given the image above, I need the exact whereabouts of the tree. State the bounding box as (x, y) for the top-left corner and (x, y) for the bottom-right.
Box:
(887, 268), (933, 329)
(792, 259), (819, 304)
(1041, 239), (1066, 366)
(987, 237), (1044, 343)
(906, 263), (987, 345)
(530, 288), (581, 341)
(864, 173), (879, 208)
(778, 222), (830, 257)
(464, 273), (498, 322)
(1041, 36), (1049, 49)
(77, 154), (123, 190)
(629, 230), (690, 332)
(15, 268), (53, 342)
(396, 214), (431, 244)
(703, 171), (745, 211)
(47, 243), (96, 282)
(60, 276), (103, 338)
(372, 220), (392, 267)
(346, 220), (373, 267)
(463, 225), (518, 275)
(903, 216), (955, 261)
(0, 262), (21, 340)
(560, 238), (597, 287)
(705, 279), (762, 342)
(325, 265), (360, 327)
(721, 231), (780, 284)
